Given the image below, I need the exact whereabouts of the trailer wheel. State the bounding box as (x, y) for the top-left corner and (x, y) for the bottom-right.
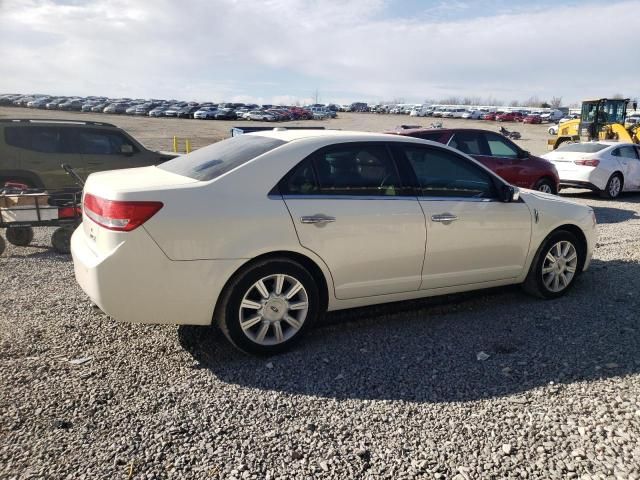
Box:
(0, 235), (5, 256)
(6, 226), (34, 246)
(52, 226), (73, 254)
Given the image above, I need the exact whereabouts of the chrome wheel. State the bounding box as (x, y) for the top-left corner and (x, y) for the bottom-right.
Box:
(608, 175), (621, 198)
(239, 274), (309, 346)
(537, 183), (553, 194)
(541, 241), (578, 293)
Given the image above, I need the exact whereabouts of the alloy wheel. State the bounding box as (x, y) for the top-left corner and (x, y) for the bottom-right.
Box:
(238, 274), (309, 346)
(537, 183), (553, 194)
(608, 176), (621, 198)
(541, 240), (578, 293)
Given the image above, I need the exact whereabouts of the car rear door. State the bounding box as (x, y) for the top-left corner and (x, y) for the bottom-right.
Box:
(8, 126), (85, 189)
(394, 143), (531, 289)
(281, 142), (426, 299)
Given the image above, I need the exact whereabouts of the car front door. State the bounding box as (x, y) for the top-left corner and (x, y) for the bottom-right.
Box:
(280, 142), (426, 299)
(394, 144), (532, 289)
(448, 130), (501, 174)
(482, 132), (530, 187)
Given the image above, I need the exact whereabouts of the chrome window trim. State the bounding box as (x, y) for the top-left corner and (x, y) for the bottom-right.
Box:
(417, 196), (497, 202)
(274, 194), (499, 202)
(278, 194), (418, 201)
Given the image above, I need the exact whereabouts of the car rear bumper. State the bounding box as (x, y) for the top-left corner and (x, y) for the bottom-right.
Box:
(554, 166), (608, 191)
(71, 224), (245, 326)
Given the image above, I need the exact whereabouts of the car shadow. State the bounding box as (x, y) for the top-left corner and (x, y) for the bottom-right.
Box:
(178, 258), (640, 403)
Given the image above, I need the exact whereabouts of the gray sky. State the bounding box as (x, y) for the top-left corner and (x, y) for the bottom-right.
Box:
(1, 0), (638, 105)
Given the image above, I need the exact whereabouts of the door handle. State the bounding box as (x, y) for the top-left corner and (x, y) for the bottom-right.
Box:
(300, 214), (336, 225)
(431, 213), (458, 224)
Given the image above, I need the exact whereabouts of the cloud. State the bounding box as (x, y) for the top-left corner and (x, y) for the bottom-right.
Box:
(0, 0), (637, 104)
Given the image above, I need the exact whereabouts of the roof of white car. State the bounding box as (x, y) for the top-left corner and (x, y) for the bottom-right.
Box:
(248, 128), (414, 143)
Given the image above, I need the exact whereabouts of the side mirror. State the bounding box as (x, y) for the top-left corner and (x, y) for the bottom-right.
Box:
(518, 150), (530, 159)
(120, 144), (134, 155)
(501, 185), (520, 202)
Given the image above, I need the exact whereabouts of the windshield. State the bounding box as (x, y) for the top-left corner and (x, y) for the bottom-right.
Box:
(158, 135), (286, 181)
(582, 100), (626, 124)
(556, 143), (608, 153)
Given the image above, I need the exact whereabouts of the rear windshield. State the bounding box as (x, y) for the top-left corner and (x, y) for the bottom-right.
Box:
(555, 143), (609, 153)
(157, 134), (286, 181)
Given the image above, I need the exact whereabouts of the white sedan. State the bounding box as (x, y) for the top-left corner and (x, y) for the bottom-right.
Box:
(542, 142), (640, 198)
(246, 110), (276, 121)
(72, 130), (597, 354)
(193, 107), (218, 119)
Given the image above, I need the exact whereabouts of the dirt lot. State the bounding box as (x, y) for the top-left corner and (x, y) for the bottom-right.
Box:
(0, 107), (554, 155)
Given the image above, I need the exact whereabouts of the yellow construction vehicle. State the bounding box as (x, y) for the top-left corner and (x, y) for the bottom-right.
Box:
(548, 98), (639, 149)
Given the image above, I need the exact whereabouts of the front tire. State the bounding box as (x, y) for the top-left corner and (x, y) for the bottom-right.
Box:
(600, 173), (623, 199)
(216, 258), (320, 355)
(534, 178), (556, 194)
(523, 230), (582, 299)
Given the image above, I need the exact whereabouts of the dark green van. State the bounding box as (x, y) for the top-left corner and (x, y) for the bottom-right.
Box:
(0, 119), (176, 190)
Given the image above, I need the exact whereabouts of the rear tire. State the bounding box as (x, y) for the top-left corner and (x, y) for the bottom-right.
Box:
(6, 226), (34, 246)
(216, 258), (320, 355)
(0, 234), (5, 256)
(600, 173), (623, 199)
(523, 230), (582, 299)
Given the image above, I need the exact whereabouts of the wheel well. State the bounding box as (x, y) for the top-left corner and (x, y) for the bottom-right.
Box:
(610, 171), (624, 183)
(550, 225), (588, 272)
(214, 250), (330, 322)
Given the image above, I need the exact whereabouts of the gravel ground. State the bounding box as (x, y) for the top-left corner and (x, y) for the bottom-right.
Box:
(1, 190), (640, 479)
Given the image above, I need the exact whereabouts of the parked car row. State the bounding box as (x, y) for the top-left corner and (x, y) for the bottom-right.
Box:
(0, 94), (337, 122)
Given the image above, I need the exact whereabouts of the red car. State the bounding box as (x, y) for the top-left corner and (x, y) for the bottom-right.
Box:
(386, 127), (560, 193)
(496, 112), (516, 122)
(482, 112), (497, 120)
(523, 114), (542, 124)
(513, 112), (526, 122)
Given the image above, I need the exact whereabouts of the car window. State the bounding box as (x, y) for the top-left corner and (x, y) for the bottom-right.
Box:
(280, 143), (403, 196)
(410, 131), (450, 144)
(556, 143), (608, 153)
(76, 129), (138, 155)
(279, 158), (318, 194)
(4, 126), (76, 154)
(311, 143), (402, 196)
(484, 133), (519, 158)
(158, 134), (286, 181)
(449, 132), (488, 156)
(399, 145), (496, 198)
(614, 146), (639, 159)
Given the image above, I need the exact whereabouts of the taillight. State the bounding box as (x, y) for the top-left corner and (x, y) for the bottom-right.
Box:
(574, 159), (600, 167)
(83, 193), (163, 231)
